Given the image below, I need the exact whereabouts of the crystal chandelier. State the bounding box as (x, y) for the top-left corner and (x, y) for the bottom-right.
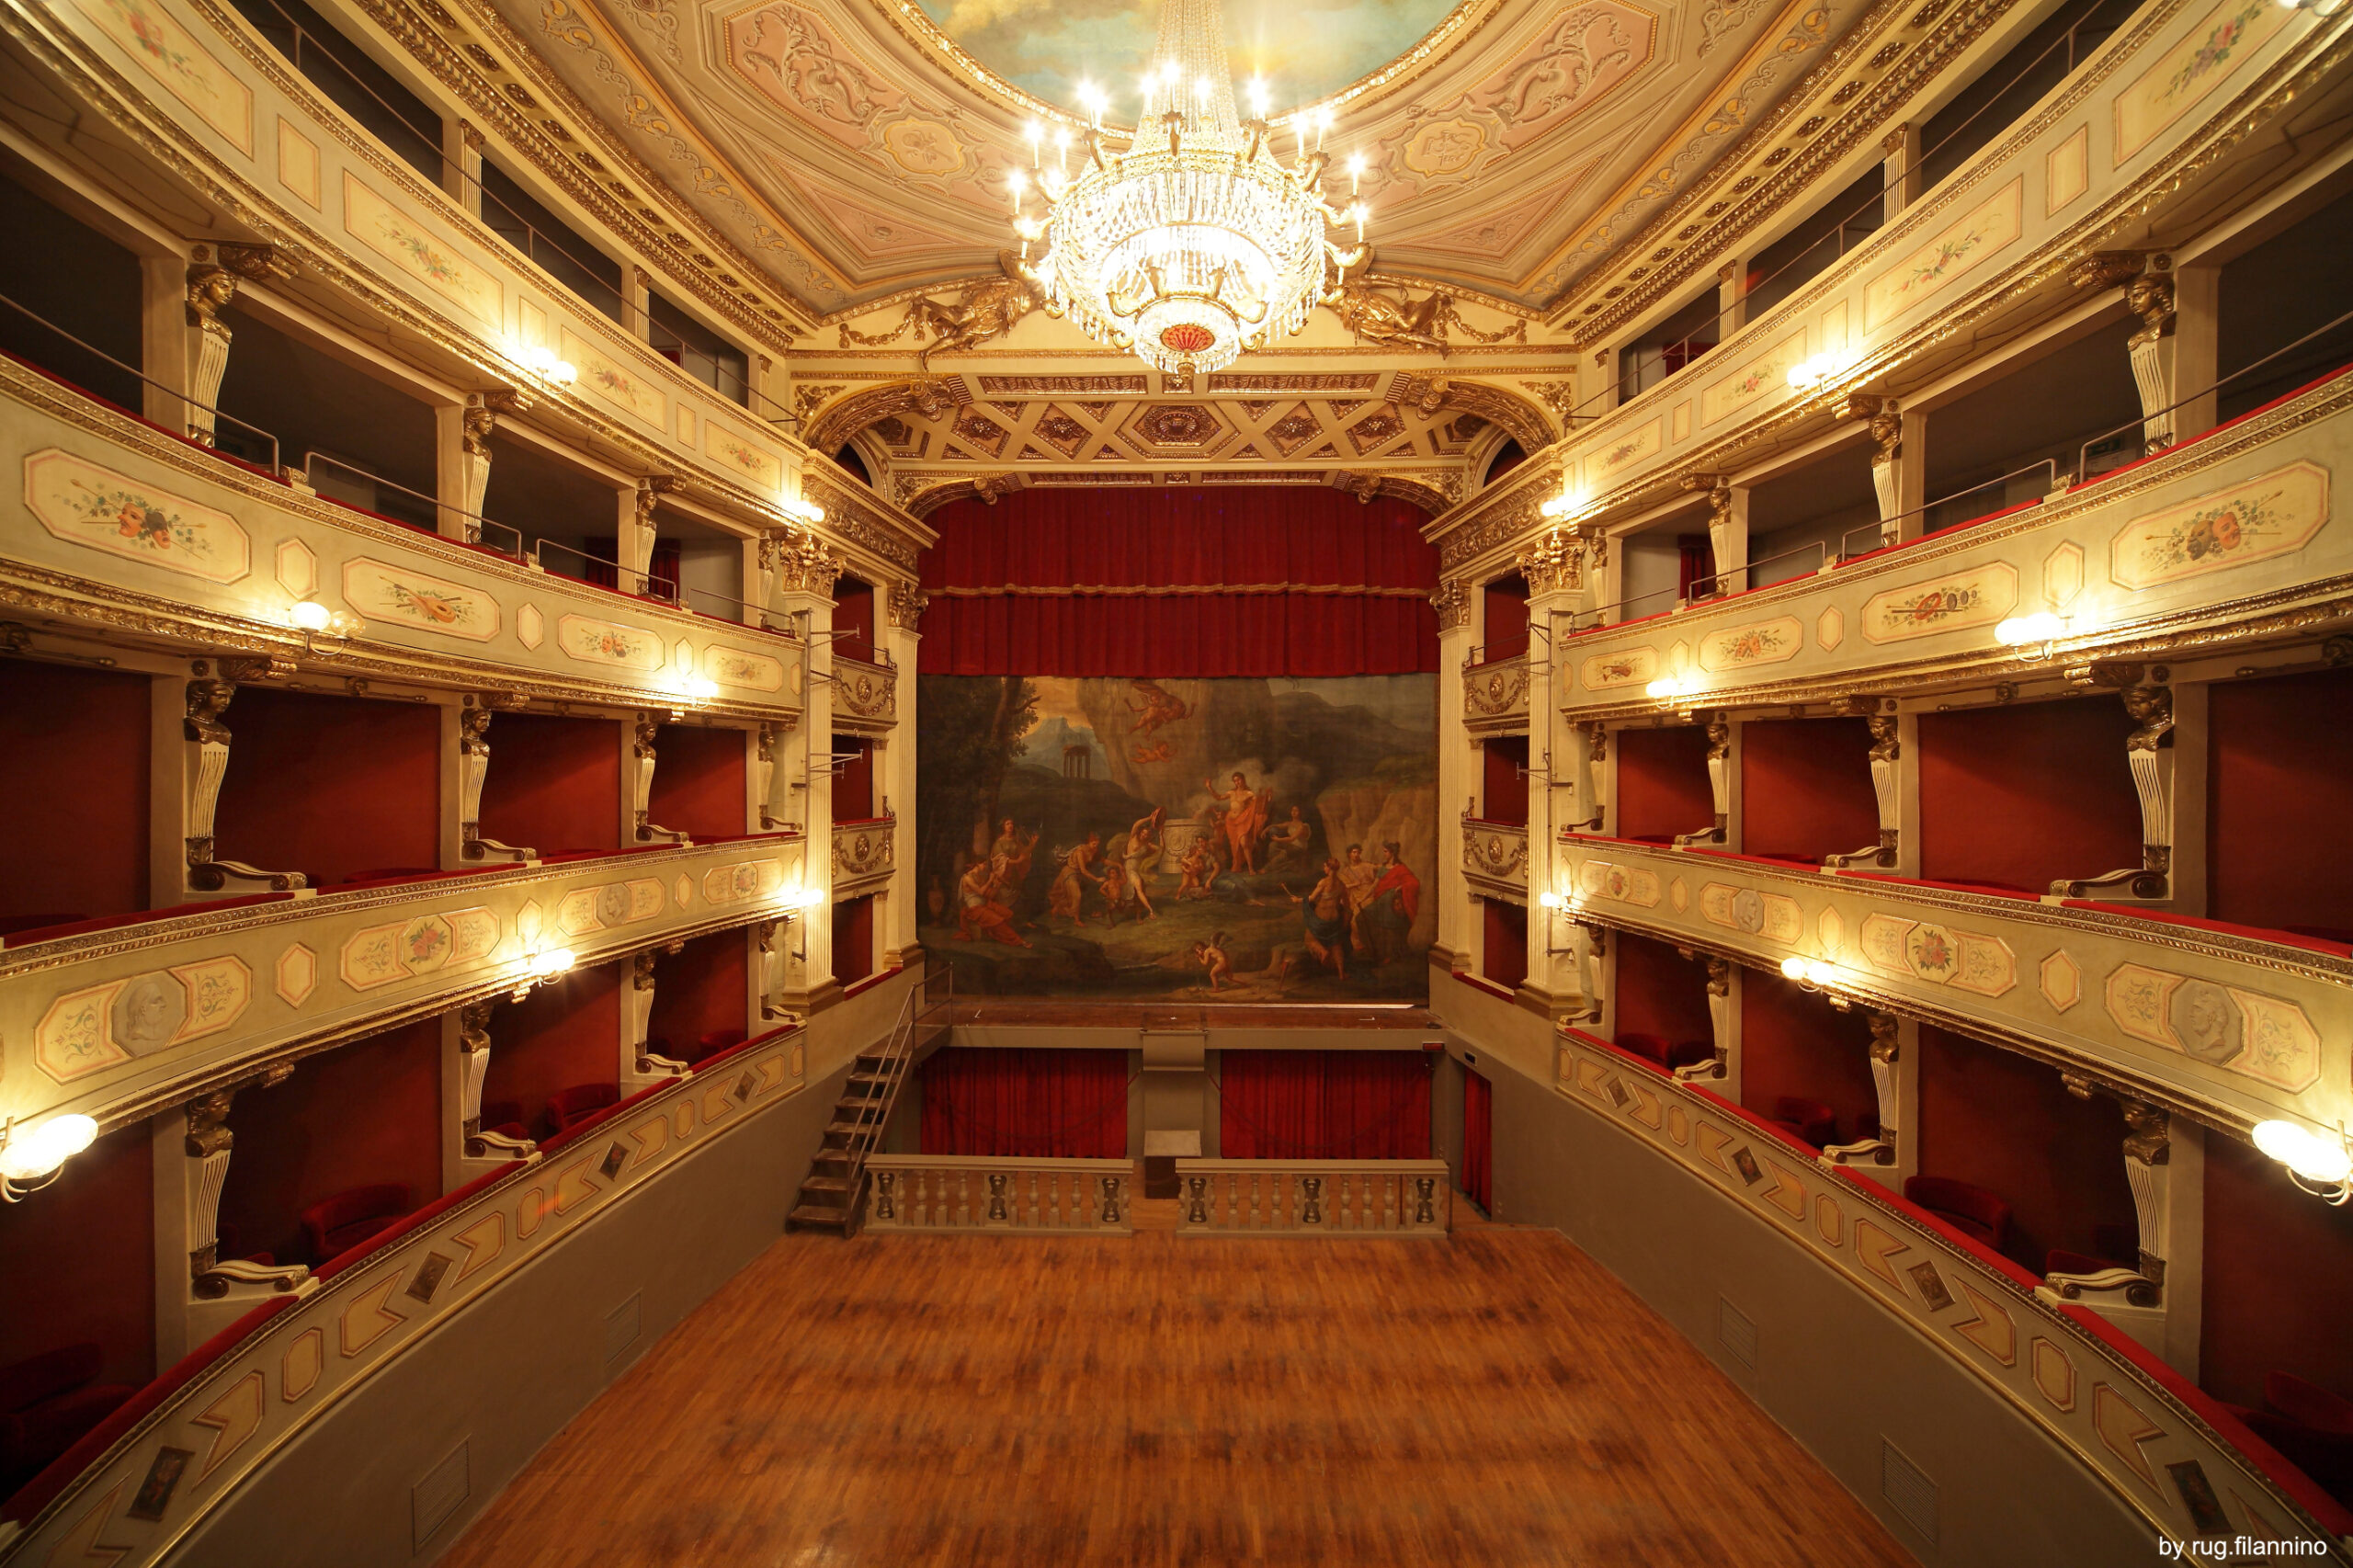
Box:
(1010, 0), (1369, 379)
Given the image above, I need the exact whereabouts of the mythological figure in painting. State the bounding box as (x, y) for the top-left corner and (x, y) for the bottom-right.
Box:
(955, 855), (1029, 949)
(1205, 770), (1270, 873)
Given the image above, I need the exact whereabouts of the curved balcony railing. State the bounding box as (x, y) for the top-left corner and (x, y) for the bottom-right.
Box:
(1555, 364), (2353, 715)
(0, 835), (807, 1136)
(1461, 652), (1530, 733)
(1553, 835), (2350, 1142)
(831, 815), (897, 897)
(0, 1022), (809, 1567)
(1461, 818), (1530, 903)
(1427, 1), (2348, 580)
(1551, 1026), (2353, 1558)
(829, 653), (899, 732)
(0, 356), (804, 716)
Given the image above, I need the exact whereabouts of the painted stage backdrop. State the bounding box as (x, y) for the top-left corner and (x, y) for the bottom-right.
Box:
(918, 676), (1438, 1002)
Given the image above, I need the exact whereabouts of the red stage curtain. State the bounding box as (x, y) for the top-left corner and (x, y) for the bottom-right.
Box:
(918, 487), (1439, 676)
(1217, 1051), (1432, 1159)
(918, 1048), (1129, 1158)
(1462, 1069), (1493, 1213)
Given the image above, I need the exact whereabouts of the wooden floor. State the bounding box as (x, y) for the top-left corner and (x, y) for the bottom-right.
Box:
(444, 1225), (1911, 1568)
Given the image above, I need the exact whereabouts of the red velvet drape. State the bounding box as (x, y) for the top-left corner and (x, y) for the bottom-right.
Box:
(1217, 1051), (1432, 1159)
(918, 1048), (1129, 1157)
(919, 488), (1439, 676)
(1461, 1069), (1493, 1213)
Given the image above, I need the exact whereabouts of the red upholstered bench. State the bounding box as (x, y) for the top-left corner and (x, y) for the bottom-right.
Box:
(300, 1183), (413, 1266)
(1771, 1096), (1837, 1150)
(1904, 1176), (2011, 1253)
(0, 1346), (135, 1497)
(546, 1082), (621, 1133)
(2243, 1374), (2353, 1506)
(688, 1028), (747, 1066)
(480, 1098), (529, 1142)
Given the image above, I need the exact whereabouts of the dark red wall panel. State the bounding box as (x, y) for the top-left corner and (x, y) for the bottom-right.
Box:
(478, 714), (621, 855)
(644, 928), (749, 1057)
(647, 723), (747, 841)
(2208, 665), (2353, 938)
(2202, 1131), (2353, 1409)
(1615, 724), (1714, 844)
(484, 960), (623, 1140)
(1611, 931), (1712, 1054)
(1481, 899), (1528, 992)
(1913, 1025), (2136, 1271)
(216, 1017), (444, 1266)
(1738, 974), (1878, 1148)
(0, 663), (151, 925)
(0, 1122), (153, 1389)
(1917, 697), (2142, 893)
(1740, 717), (1878, 864)
(212, 688), (439, 887)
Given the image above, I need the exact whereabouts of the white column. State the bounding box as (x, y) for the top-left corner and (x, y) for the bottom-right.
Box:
(1882, 123), (1923, 219)
(444, 119), (483, 215)
(1717, 259), (1748, 337)
(627, 948), (686, 1080)
(2172, 264), (2221, 446)
(1431, 578), (1474, 979)
(139, 253), (194, 436)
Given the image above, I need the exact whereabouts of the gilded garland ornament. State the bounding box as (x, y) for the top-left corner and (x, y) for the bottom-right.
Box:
(1008, 0), (1369, 379)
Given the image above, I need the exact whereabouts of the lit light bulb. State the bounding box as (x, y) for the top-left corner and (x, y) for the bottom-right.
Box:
(1347, 153), (1365, 197)
(290, 598), (332, 632)
(1247, 76), (1270, 117)
(0, 1113), (97, 1183)
(1995, 612), (2068, 646)
(2255, 1119), (2353, 1184)
(529, 948), (575, 980)
(683, 676), (720, 700)
(1779, 956), (1808, 981)
(1538, 891), (1563, 910)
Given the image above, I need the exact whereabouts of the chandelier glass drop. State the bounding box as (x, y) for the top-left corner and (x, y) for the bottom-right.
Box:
(1011, 0), (1368, 379)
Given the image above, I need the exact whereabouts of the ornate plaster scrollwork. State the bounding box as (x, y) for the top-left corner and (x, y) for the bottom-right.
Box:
(1517, 527), (1582, 598)
(2070, 252), (2178, 453)
(183, 676), (307, 892)
(887, 582), (930, 630)
(459, 999), (535, 1160)
(1319, 276), (1528, 353)
(459, 695), (536, 863)
(1673, 715), (1733, 846)
(1680, 474), (1739, 596)
(183, 263), (236, 447)
(1428, 577), (1472, 632)
(756, 918), (789, 1019)
(452, 389), (526, 529)
(1825, 1013), (1903, 1165)
(756, 724), (780, 830)
(770, 525), (844, 597)
(631, 715), (689, 845)
(1675, 957), (1735, 1082)
(1836, 393), (1904, 539)
(1563, 721), (1607, 832)
(837, 253), (1040, 369)
(2048, 1096), (2168, 1309)
(1825, 706), (1902, 869)
(631, 949), (688, 1075)
(2051, 675), (2174, 900)
(186, 1085), (309, 1299)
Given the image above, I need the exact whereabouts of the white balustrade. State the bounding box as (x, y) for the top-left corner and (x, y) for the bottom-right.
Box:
(1174, 1159), (1451, 1236)
(863, 1156), (1131, 1233)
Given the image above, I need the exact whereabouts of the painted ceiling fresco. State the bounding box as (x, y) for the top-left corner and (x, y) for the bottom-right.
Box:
(483, 0), (1874, 312)
(908, 0), (1462, 116)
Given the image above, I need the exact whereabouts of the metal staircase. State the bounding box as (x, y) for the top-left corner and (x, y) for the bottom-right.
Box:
(786, 972), (952, 1234)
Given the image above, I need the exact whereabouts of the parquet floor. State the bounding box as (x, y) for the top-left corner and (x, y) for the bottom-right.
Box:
(444, 1223), (1912, 1568)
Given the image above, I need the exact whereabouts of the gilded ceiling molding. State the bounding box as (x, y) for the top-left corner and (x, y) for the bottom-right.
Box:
(804, 379), (967, 454)
(358, 0), (818, 343)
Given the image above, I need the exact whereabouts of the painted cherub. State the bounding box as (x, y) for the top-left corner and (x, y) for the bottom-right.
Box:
(1189, 932), (1233, 991)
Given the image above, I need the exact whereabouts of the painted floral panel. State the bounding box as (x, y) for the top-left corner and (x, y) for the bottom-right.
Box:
(1700, 329), (1808, 428)
(342, 558), (501, 642)
(1859, 562), (2018, 643)
(2108, 461), (2327, 589)
(1864, 178), (2023, 330)
(705, 420), (783, 491)
(77, 0), (253, 152)
(561, 329), (666, 427)
(555, 613), (665, 671)
(1584, 420), (1662, 486)
(1698, 616), (1803, 673)
(702, 644), (786, 692)
(34, 959), (252, 1083)
(344, 174), (500, 326)
(2114, 0), (2290, 164)
(24, 448), (251, 583)
(1579, 645), (1658, 691)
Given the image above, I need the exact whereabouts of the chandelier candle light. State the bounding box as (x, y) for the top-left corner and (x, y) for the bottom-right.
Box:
(1011, 0), (1369, 378)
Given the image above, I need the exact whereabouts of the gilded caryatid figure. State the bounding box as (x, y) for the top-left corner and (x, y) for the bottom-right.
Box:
(837, 253), (1040, 368)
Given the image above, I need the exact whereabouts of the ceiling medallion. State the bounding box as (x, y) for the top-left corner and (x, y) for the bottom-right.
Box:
(1009, 0), (1369, 380)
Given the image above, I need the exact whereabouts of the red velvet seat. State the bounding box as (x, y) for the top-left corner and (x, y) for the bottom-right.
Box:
(545, 1082), (621, 1133)
(2047, 1221), (2139, 1278)
(1614, 1032), (1671, 1068)
(0, 1346), (134, 1494)
(2244, 1375), (2353, 1506)
(1668, 1039), (1714, 1071)
(689, 1028), (747, 1065)
(1770, 1096), (1837, 1149)
(480, 1098), (529, 1142)
(1904, 1176), (2012, 1253)
(300, 1183), (412, 1265)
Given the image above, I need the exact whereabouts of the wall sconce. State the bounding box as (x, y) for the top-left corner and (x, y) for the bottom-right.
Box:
(782, 496), (825, 525)
(518, 346), (577, 386)
(681, 676), (721, 701)
(510, 946), (575, 1001)
(1537, 891), (1584, 956)
(1787, 352), (1837, 391)
(2254, 1119), (2351, 1203)
(0, 1112), (97, 1201)
(1995, 612), (2071, 661)
(1645, 673), (1700, 702)
(288, 598), (361, 654)
(1779, 955), (1850, 1007)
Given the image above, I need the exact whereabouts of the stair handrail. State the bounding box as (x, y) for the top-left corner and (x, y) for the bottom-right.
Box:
(839, 967), (950, 1219)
